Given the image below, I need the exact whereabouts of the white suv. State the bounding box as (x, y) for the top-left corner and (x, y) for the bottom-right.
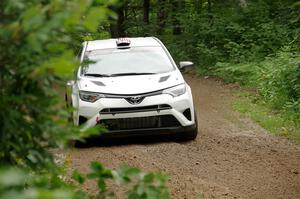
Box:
(66, 37), (198, 140)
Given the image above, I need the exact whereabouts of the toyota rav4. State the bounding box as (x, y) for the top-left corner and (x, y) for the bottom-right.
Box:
(66, 37), (198, 140)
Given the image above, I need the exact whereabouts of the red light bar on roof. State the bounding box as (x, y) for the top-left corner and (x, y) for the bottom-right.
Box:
(116, 38), (131, 48)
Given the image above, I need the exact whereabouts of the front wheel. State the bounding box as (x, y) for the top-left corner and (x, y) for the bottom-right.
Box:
(179, 112), (198, 141)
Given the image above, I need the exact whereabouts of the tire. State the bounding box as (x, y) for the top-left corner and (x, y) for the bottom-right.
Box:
(179, 112), (198, 141)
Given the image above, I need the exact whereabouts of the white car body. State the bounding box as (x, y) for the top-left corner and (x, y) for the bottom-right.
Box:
(66, 37), (198, 140)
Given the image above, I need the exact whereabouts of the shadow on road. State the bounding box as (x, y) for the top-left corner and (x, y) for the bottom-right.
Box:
(74, 134), (187, 148)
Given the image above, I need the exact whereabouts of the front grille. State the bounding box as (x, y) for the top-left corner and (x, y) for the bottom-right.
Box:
(100, 90), (163, 98)
(100, 104), (172, 115)
(100, 115), (180, 130)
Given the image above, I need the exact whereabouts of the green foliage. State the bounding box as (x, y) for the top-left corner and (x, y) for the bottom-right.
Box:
(0, 162), (170, 199)
(0, 0), (111, 168)
(1, 0), (299, 197)
(1, 1), (172, 198)
(115, 0), (300, 140)
(121, 0), (299, 73)
(119, 166), (169, 199)
(215, 46), (300, 116)
(216, 46), (300, 142)
(234, 92), (300, 143)
(258, 49), (300, 112)
(0, 167), (78, 199)
(72, 163), (170, 199)
(213, 62), (260, 86)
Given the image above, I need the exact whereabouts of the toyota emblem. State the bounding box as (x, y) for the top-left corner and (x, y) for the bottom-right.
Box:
(126, 96), (144, 105)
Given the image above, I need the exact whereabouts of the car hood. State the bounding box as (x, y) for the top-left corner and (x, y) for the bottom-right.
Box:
(77, 71), (184, 94)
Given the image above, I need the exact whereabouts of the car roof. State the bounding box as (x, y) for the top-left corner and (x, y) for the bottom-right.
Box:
(85, 37), (161, 51)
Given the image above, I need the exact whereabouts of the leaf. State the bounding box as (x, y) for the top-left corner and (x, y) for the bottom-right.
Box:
(119, 165), (141, 178)
(97, 179), (106, 192)
(83, 7), (108, 31)
(35, 50), (78, 77)
(72, 170), (85, 184)
(90, 161), (104, 174)
(143, 173), (154, 183)
(21, 5), (47, 32)
(0, 168), (27, 187)
(101, 169), (113, 179)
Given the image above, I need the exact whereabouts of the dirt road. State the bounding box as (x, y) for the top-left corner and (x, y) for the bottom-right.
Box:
(65, 74), (300, 198)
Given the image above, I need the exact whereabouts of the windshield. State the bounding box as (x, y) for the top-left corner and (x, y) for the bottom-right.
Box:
(81, 46), (175, 76)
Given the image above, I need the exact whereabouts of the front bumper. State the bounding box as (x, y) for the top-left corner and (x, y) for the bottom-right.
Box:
(95, 123), (197, 138)
(77, 86), (195, 133)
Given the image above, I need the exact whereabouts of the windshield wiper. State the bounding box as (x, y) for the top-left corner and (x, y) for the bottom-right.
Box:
(84, 73), (156, 77)
(109, 73), (156, 77)
(84, 73), (111, 77)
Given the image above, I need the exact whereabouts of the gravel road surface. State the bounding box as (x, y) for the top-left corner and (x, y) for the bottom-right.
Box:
(63, 74), (300, 199)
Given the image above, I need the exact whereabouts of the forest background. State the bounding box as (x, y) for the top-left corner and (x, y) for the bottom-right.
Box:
(0, 0), (299, 198)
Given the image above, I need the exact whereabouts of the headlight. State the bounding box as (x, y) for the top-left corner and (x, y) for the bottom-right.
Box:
(79, 91), (105, 102)
(163, 84), (186, 97)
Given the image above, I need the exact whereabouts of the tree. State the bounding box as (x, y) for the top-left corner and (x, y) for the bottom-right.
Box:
(0, 0), (171, 198)
(143, 0), (150, 24)
(157, 0), (167, 35)
(171, 0), (182, 35)
(194, 0), (203, 14)
(0, 0), (111, 168)
(110, 3), (126, 37)
(207, 0), (213, 23)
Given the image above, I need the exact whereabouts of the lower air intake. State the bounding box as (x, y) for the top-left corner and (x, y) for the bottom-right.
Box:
(100, 115), (180, 130)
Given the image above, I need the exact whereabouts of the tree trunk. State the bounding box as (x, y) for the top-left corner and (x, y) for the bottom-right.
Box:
(207, 0), (213, 24)
(194, 0), (203, 14)
(109, 3), (126, 38)
(208, 0), (212, 15)
(143, 0), (150, 24)
(116, 4), (125, 37)
(157, 0), (167, 35)
(172, 0), (181, 35)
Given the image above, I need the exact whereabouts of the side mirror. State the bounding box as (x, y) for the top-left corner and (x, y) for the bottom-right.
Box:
(66, 80), (75, 87)
(179, 61), (194, 72)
